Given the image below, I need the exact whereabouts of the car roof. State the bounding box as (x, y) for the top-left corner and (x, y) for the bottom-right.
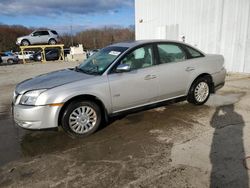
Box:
(110, 40), (205, 55)
(33, 29), (54, 32)
(110, 40), (186, 48)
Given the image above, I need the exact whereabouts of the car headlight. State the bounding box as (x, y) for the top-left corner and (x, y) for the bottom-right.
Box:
(20, 89), (47, 105)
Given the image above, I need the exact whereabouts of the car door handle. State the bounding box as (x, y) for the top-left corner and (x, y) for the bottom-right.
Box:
(144, 75), (152, 80)
(144, 75), (157, 80)
(150, 75), (157, 79)
(185, 67), (195, 72)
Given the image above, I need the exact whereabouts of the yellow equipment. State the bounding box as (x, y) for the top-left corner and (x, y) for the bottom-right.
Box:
(20, 44), (64, 64)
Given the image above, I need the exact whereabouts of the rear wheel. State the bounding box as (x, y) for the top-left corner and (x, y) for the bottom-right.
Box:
(61, 100), (102, 137)
(21, 39), (30, 46)
(187, 77), (211, 105)
(48, 39), (57, 45)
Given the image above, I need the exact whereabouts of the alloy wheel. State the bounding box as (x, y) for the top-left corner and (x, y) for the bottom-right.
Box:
(194, 82), (209, 103)
(68, 106), (97, 134)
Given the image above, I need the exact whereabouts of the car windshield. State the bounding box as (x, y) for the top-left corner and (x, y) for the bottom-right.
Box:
(77, 46), (128, 75)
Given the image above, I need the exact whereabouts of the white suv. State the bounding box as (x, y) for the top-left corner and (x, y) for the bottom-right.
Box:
(16, 30), (60, 46)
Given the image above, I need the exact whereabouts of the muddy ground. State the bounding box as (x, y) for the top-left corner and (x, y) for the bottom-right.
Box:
(0, 62), (250, 187)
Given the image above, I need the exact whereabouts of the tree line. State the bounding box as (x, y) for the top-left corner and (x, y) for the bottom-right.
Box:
(0, 24), (32, 52)
(0, 24), (135, 52)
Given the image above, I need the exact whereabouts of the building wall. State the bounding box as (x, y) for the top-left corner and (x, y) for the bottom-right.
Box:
(135, 0), (250, 73)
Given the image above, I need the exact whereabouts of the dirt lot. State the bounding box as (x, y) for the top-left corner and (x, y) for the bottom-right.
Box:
(0, 62), (250, 187)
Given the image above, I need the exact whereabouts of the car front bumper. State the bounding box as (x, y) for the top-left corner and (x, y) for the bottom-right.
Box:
(16, 41), (21, 45)
(13, 104), (61, 129)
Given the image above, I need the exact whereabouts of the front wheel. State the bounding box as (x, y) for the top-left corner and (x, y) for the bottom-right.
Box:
(187, 77), (211, 105)
(21, 39), (30, 46)
(7, 59), (14, 64)
(61, 100), (102, 137)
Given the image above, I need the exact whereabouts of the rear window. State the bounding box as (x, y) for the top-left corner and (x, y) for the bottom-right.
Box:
(51, 30), (58, 35)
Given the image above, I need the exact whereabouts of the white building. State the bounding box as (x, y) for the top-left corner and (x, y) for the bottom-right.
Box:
(135, 0), (250, 73)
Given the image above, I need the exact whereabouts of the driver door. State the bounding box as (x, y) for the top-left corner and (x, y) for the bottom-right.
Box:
(29, 31), (41, 44)
(108, 45), (159, 113)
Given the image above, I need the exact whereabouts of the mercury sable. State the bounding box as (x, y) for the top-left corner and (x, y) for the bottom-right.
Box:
(13, 40), (226, 136)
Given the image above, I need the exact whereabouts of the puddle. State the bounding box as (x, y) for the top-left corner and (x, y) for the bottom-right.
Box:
(0, 92), (243, 168)
(0, 109), (170, 167)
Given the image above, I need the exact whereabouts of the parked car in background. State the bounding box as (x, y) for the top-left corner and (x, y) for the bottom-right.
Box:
(16, 30), (60, 46)
(13, 40), (226, 137)
(0, 52), (19, 65)
(31, 48), (69, 61)
(0, 55), (2, 63)
(18, 51), (35, 60)
(30, 49), (59, 61)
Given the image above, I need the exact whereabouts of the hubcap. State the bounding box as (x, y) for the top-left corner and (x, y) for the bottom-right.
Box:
(194, 82), (209, 102)
(50, 40), (56, 45)
(23, 41), (29, 46)
(8, 59), (14, 64)
(69, 106), (97, 134)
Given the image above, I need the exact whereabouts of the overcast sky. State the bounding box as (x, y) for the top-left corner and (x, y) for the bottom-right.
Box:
(0, 0), (135, 33)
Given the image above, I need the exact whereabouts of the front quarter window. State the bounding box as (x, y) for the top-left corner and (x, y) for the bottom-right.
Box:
(78, 46), (127, 75)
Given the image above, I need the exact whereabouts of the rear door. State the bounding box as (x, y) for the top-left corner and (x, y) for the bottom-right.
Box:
(39, 31), (50, 44)
(155, 43), (197, 100)
(108, 45), (159, 113)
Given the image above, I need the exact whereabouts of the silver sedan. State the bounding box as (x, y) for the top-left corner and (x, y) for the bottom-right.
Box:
(13, 40), (226, 137)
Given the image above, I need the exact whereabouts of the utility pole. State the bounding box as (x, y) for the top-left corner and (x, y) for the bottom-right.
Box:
(93, 38), (96, 49)
(70, 14), (73, 46)
(70, 25), (73, 46)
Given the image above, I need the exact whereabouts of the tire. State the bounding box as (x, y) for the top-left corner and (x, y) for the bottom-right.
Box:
(35, 55), (42, 61)
(7, 59), (14, 64)
(48, 39), (57, 45)
(21, 39), (30, 46)
(187, 76), (211, 105)
(61, 100), (102, 137)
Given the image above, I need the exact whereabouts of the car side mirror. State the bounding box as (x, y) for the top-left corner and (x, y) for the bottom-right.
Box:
(116, 64), (131, 73)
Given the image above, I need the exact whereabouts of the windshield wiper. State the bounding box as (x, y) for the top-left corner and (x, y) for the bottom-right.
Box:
(74, 66), (87, 73)
(74, 66), (100, 75)
(84, 65), (99, 74)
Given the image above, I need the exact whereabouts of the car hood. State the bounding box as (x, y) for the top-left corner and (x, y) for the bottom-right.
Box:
(17, 35), (28, 40)
(15, 69), (94, 94)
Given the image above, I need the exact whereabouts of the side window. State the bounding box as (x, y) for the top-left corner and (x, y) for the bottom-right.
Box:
(185, 46), (204, 58)
(32, 31), (40, 36)
(120, 45), (153, 70)
(40, 31), (49, 36)
(157, 44), (186, 64)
